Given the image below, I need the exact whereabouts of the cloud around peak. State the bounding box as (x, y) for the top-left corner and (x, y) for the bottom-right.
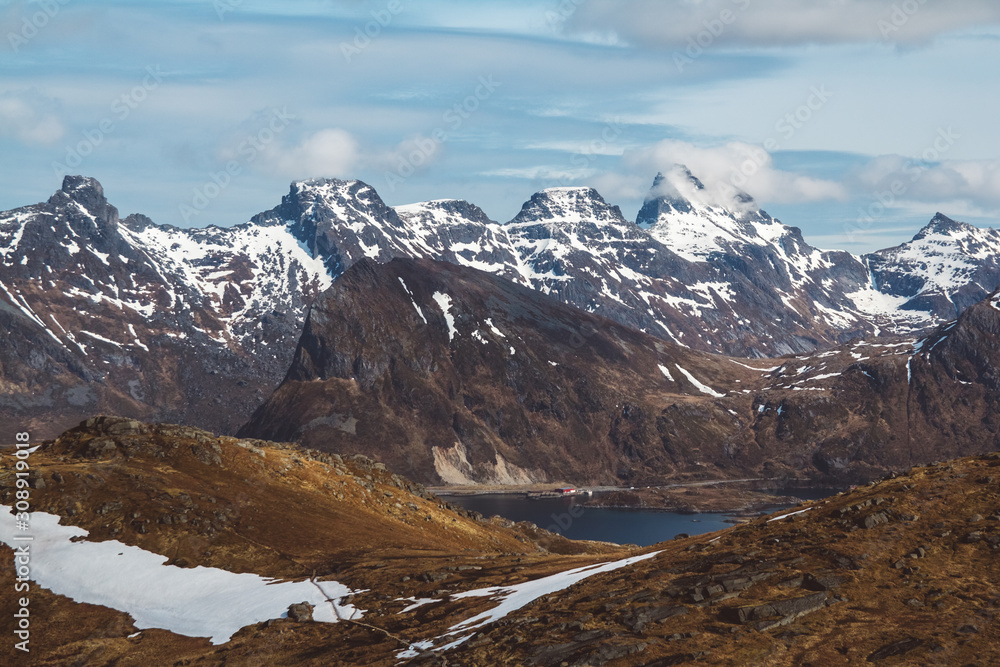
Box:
(599, 140), (848, 209)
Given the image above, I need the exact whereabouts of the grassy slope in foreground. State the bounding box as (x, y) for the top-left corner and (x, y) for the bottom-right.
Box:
(2, 417), (999, 665)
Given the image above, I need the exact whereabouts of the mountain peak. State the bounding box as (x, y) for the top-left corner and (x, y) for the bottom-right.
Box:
(643, 165), (756, 214)
(510, 186), (625, 226)
(652, 165), (706, 194)
(289, 178), (372, 202)
(61, 175), (105, 199)
(50, 175), (113, 220)
(394, 199), (496, 226)
(915, 212), (974, 238)
(279, 178), (400, 230)
(293, 176), (358, 189)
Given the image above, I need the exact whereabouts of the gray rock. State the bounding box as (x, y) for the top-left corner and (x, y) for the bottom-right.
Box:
(861, 512), (890, 529)
(724, 592), (828, 626)
(621, 604), (687, 633)
(287, 602), (314, 623)
(866, 637), (922, 661)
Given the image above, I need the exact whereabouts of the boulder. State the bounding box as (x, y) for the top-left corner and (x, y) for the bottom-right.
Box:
(287, 602), (314, 623)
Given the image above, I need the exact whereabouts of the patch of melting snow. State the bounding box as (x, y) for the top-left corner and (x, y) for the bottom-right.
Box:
(80, 330), (122, 348)
(397, 278), (427, 324)
(729, 359), (781, 372)
(674, 365), (725, 398)
(397, 551), (661, 659)
(397, 597), (437, 613)
(767, 507), (811, 523)
(803, 373), (840, 382)
(484, 318), (506, 338)
(432, 292), (456, 341)
(658, 364), (674, 381)
(0, 507), (363, 645)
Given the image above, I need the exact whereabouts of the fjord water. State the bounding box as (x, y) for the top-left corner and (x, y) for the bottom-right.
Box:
(445, 494), (738, 546)
(447, 489), (838, 546)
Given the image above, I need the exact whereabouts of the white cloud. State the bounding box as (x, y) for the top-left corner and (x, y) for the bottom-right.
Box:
(853, 155), (1000, 212)
(609, 139), (847, 207)
(480, 165), (598, 181)
(523, 140), (625, 156)
(370, 134), (446, 175)
(569, 0), (1000, 48)
(0, 95), (64, 146)
(263, 129), (359, 180)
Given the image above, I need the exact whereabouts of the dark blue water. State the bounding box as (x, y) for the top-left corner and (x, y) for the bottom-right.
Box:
(445, 494), (739, 547)
(447, 488), (839, 547)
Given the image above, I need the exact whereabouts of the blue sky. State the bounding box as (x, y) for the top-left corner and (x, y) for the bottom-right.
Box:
(2, 0), (1000, 253)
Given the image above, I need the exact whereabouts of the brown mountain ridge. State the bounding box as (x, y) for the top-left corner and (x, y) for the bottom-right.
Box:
(241, 256), (1000, 487)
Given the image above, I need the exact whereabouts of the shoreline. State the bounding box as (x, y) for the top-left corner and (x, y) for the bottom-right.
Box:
(431, 479), (843, 514)
(427, 477), (774, 497)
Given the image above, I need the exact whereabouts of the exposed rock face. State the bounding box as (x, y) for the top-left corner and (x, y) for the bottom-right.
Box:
(241, 256), (1000, 485)
(239, 256), (750, 485)
(0, 176), (334, 437)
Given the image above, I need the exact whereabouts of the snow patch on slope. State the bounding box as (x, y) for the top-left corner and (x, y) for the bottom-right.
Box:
(0, 506), (362, 645)
(432, 292), (456, 341)
(398, 550), (662, 658)
(675, 365), (726, 397)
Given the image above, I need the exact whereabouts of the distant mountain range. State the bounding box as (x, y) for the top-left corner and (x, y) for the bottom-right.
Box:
(3, 171), (1000, 449)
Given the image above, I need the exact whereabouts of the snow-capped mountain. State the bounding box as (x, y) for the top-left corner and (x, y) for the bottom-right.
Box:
(866, 212), (1000, 319)
(392, 199), (528, 285)
(0, 176), (334, 437)
(4, 172), (1000, 436)
(635, 166), (939, 340)
(636, 166), (776, 262)
(503, 186), (699, 314)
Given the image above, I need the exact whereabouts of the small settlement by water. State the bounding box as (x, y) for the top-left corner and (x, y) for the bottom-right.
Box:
(526, 487), (594, 500)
